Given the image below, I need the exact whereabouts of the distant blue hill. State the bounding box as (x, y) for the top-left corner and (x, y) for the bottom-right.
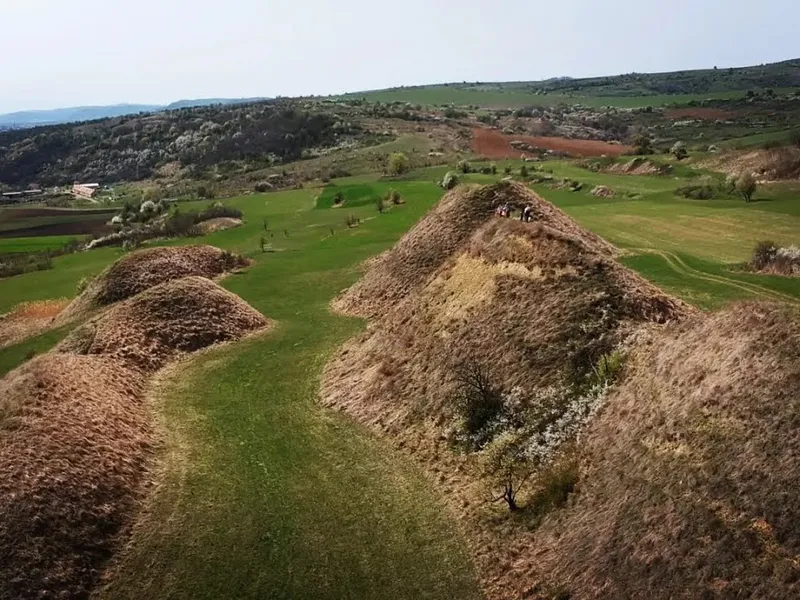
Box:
(0, 98), (269, 129)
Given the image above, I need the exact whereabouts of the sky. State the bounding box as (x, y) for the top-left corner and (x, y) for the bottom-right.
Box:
(1, 0), (798, 113)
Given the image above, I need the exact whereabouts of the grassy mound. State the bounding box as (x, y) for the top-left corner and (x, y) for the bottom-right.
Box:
(0, 354), (152, 600)
(538, 303), (800, 598)
(59, 276), (269, 372)
(326, 216), (685, 428)
(333, 181), (617, 319)
(56, 245), (248, 324)
(323, 181), (688, 596)
(1, 274), (268, 598)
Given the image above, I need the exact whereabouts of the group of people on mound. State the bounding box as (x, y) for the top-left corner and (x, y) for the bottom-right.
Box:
(494, 203), (534, 222)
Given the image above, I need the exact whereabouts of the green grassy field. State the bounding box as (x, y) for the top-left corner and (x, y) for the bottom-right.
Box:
(340, 86), (759, 109)
(2, 183), (481, 600)
(0, 235), (85, 253)
(1, 159), (799, 597)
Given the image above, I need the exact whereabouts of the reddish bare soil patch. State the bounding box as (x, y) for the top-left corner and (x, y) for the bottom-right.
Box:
(664, 107), (737, 120)
(471, 127), (630, 159)
(0, 299), (69, 349)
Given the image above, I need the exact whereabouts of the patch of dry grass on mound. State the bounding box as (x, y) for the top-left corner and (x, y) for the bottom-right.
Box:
(58, 276), (269, 372)
(323, 182), (691, 598)
(0, 354), (152, 600)
(536, 303), (800, 599)
(702, 146), (800, 181)
(325, 216), (685, 433)
(0, 299), (68, 349)
(195, 217), (243, 234)
(333, 181), (617, 319)
(1, 273), (268, 599)
(57, 245), (248, 324)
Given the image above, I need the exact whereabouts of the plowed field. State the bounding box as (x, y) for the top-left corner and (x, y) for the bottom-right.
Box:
(471, 128), (629, 158)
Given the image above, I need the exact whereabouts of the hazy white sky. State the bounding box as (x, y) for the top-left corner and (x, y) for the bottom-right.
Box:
(1, 0), (798, 113)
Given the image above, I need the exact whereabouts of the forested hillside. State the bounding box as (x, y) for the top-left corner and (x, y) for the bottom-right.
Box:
(0, 101), (349, 186)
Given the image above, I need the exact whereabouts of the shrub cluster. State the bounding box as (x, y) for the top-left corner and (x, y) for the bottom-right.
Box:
(0, 252), (53, 279)
(751, 241), (800, 275)
(440, 171), (459, 190)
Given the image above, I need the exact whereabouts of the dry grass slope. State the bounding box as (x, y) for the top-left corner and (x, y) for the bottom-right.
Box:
(56, 245), (248, 324)
(58, 276), (269, 372)
(333, 181), (618, 319)
(537, 303), (800, 598)
(0, 354), (152, 600)
(0, 248), (268, 600)
(323, 181), (689, 597)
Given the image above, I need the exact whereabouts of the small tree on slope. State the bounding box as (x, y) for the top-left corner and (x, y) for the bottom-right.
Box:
(736, 171), (757, 203)
(481, 431), (533, 511)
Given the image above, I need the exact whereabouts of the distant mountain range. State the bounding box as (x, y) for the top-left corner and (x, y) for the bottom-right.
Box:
(0, 98), (269, 129)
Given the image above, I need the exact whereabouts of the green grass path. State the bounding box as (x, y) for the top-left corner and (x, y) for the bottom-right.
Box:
(1, 169), (798, 597)
(93, 185), (481, 599)
(627, 249), (799, 305)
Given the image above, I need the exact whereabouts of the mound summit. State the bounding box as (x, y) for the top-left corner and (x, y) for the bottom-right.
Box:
(323, 181), (800, 598)
(59, 276), (268, 372)
(0, 247), (267, 600)
(56, 244), (248, 324)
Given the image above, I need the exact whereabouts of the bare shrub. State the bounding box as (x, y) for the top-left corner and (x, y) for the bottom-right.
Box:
(451, 360), (504, 448)
(752, 240), (779, 270)
(481, 431), (533, 511)
(671, 141), (688, 160)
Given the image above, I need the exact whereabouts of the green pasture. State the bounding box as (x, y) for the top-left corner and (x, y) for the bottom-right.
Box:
(2, 183), (481, 600)
(0, 235), (86, 253)
(340, 86), (757, 109)
(1, 157), (799, 596)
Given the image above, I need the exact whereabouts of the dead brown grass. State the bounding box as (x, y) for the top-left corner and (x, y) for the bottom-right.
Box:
(0, 299), (68, 349)
(323, 183), (800, 598)
(333, 181), (618, 319)
(56, 245), (248, 325)
(0, 354), (152, 600)
(323, 181), (691, 598)
(702, 146), (800, 181)
(605, 157), (664, 176)
(58, 276), (270, 372)
(195, 217), (243, 234)
(535, 303), (800, 599)
(1, 265), (268, 598)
